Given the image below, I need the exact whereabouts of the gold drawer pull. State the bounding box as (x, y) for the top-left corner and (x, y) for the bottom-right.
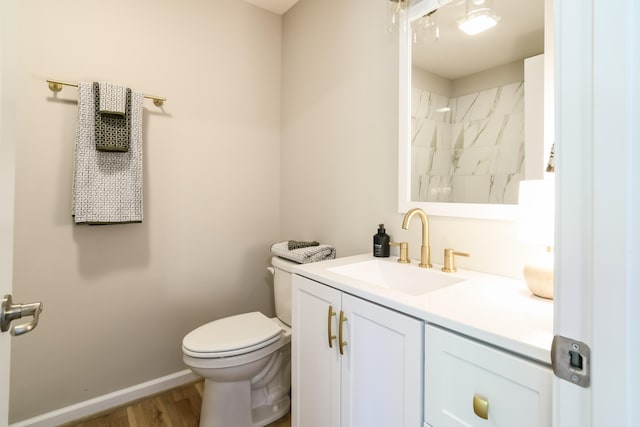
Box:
(473, 395), (489, 420)
(338, 310), (348, 355)
(327, 306), (336, 348)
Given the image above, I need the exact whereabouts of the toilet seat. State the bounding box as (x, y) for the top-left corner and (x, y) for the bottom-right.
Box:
(183, 312), (283, 358)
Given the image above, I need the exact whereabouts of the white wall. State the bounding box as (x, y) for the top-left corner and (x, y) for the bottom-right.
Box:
(413, 60), (524, 98)
(451, 59), (524, 97)
(281, 0), (539, 278)
(412, 67), (452, 96)
(9, 0), (282, 422)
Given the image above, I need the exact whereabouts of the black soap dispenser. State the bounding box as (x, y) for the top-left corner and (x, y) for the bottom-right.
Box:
(373, 224), (390, 257)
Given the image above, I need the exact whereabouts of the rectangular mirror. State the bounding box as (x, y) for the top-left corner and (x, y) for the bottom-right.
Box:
(398, 0), (547, 219)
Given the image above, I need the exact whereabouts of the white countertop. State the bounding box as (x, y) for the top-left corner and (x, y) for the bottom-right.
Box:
(292, 253), (554, 364)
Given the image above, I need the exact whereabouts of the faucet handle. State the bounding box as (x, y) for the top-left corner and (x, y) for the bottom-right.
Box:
(442, 248), (470, 273)
(390, 242), (410, 264)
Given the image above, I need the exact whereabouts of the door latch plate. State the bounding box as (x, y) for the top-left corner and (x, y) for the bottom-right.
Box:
(551, 335), (591, 388)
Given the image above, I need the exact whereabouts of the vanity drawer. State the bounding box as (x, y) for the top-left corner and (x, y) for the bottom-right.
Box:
(425, 324), (552, 427)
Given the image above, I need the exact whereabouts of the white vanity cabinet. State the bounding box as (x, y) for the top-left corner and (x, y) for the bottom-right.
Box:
(292, 274), (424, 427)
(424, 324), (553, 427)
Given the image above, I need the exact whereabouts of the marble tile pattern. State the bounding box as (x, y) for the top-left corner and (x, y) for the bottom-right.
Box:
(411, 82), (524, 204)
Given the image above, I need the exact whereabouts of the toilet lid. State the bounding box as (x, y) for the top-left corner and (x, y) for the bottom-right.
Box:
(183, 312), (282, 357)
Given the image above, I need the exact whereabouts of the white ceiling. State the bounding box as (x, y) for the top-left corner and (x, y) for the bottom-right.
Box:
(242, 0), (543, 80)
(242, 0), (299, 15)
(412, 0), (545, 79)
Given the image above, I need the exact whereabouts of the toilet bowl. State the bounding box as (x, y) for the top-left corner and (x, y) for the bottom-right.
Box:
(182, 257), (295, 427)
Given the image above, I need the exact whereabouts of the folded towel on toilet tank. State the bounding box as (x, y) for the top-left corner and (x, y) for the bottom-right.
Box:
(287, 240), (319, 250)
(271, 241), (336, 264)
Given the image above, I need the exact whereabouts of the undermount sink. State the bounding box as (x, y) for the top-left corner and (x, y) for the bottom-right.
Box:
(327, 258), (467, 296)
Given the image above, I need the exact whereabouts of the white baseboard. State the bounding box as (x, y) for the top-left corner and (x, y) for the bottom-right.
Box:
(10, 369), (200, 427)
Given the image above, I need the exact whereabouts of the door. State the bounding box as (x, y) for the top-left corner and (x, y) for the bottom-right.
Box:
(554, 0), (640, 426)
(293, 275), (424, 427)
(0, 2), (45, 425)
(1, 0), (17, 422)
(292, 275), (341, 427)
(340, 294), (423, 427)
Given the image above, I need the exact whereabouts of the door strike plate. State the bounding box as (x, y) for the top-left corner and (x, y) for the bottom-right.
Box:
(551, 335), (591, 388)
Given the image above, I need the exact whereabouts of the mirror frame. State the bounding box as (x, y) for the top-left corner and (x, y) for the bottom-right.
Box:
(398, 0), (520, 220)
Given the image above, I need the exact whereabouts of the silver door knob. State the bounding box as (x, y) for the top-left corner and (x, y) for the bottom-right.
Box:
(1, 294), (43, 336)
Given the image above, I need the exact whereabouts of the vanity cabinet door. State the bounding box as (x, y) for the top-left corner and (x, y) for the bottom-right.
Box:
(341, 293), (423, 427)
(424, 324), (552, 427)
(292, 274), (424, 427)
(292, 275), (341, 427)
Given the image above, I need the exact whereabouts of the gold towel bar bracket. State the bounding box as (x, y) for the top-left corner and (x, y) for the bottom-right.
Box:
(46, 79), (166, 107)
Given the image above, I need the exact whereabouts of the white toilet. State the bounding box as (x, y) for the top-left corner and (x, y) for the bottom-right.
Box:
(182, 257), (295, 427)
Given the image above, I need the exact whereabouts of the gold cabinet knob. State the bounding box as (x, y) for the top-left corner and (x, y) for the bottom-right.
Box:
(473, 395), (489, 420)
(442, 248), (470, 273)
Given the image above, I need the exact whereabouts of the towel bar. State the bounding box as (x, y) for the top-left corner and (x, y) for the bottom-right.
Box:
(46, 79), (166, 107)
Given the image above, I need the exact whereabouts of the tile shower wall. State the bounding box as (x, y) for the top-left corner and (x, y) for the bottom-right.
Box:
(411, 82), (524, 204)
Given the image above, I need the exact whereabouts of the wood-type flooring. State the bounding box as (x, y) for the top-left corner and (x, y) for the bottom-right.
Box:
(60, 381), (291, 427)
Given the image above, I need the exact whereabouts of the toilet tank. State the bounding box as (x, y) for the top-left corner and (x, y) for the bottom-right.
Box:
(270, 256), (296, 326)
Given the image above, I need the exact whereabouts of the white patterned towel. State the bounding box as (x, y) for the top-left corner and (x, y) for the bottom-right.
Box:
(72, 81), (143, 224)
(270, 241), (336, 264)
(99, 81), (127, 116)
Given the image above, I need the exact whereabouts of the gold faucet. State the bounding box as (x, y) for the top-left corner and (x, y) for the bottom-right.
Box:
(390, 241), (410, 264)
(442, 248), (470, 273)
(401, 208), (432, 268)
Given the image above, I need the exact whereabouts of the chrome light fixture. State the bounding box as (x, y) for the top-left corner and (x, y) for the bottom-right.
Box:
(457, 0), (501, 35)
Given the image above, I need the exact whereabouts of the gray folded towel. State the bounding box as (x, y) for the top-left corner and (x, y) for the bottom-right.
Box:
(287, 240), (319, 250)
(94, 82), (131, 152)
(271, 241), (336, 264)
(99, 81), (127, 116)
(72, 82), (143, 224)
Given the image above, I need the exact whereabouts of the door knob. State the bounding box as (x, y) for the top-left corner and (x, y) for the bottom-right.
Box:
(1, 294), (43, 336)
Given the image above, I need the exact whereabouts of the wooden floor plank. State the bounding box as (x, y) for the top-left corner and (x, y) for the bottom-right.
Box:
(60, 381), (290, 427)
(125, 406), (138, 427)
(156, 388), (199, 427)
(182, 383), (203, 418)
(135, 397), (172, 427)
(165, 399), (198, 427)
(193, 382), (204, 399)
(125, 400), (148, 427)
(267, 413), (292, 427)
